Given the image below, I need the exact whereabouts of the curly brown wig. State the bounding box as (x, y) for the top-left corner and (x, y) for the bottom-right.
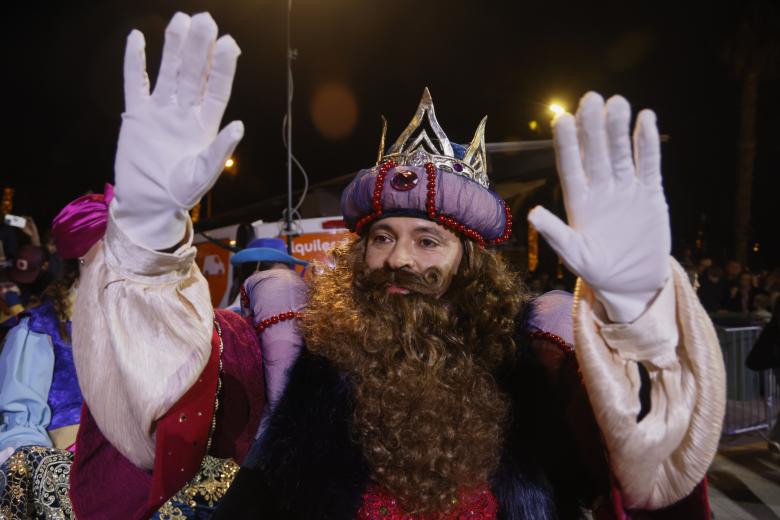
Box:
(301, 237), (528, 514)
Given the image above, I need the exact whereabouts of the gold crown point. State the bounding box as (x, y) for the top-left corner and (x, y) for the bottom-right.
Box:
(377, 89), (491, 189)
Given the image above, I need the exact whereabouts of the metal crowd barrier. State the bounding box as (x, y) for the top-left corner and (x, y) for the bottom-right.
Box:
(717, 325), (779, 436)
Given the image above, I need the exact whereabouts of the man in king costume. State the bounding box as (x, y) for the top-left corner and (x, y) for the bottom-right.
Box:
(72, 12), (725, 519)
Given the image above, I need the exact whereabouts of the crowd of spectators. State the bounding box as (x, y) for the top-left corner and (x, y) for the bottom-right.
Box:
(685, 255), (779, 326)
(522, 252), (780, 329)
(523, 249), (779, 328)
(0, 213), (65, 342)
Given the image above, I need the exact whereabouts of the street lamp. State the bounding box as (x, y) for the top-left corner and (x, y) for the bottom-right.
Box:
(224, 157), (237, 175)
(203, 156), (239, 218)
(549, 103), (566, 116)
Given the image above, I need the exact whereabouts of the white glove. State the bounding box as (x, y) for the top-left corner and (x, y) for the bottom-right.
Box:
(113, 12), (244, 250)
(528, 92), (670, 323)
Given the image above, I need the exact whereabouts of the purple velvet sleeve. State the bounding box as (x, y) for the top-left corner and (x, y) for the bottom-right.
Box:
(244, 270), (307, 407)
(527, 290), (574, 346)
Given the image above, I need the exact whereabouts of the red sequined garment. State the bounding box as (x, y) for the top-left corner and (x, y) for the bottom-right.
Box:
(356, 483), (498, 520)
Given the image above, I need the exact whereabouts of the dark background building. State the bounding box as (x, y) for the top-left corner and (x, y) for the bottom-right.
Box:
(2, 0), (778, 269)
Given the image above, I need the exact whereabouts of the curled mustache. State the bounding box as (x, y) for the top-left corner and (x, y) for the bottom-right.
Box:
(354, 265), (447, 298)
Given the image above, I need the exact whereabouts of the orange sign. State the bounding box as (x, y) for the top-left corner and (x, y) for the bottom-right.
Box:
(195, 241), (232, 308)
(281, 231), (354, 265)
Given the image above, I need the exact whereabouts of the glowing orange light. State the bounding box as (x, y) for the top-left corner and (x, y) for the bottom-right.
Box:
(549, 103), (566, 116)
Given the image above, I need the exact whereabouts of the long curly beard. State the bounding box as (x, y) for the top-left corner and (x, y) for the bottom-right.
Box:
(301, 238), (526, 514)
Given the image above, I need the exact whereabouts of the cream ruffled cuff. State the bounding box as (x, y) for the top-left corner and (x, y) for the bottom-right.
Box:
(72, 208), (213, 469)
(573, 257), (725, 509)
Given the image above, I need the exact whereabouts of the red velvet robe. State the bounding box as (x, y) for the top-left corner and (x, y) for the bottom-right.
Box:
(68, 309), (264, 520)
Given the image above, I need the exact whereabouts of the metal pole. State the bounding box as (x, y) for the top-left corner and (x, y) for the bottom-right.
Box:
(285, 0), (294, 255)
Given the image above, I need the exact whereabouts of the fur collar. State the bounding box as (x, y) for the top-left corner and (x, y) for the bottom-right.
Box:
(214, 344), (580, 519)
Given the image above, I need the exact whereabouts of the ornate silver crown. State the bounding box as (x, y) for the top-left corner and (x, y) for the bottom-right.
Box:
(376, 88), (490, 189)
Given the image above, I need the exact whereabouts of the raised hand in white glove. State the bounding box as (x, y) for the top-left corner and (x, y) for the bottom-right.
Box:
(113, 12), (244, 250)
(528, 92), (670, 323)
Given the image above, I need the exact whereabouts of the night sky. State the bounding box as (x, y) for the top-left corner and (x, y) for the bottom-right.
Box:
(3, 0), (778, 267)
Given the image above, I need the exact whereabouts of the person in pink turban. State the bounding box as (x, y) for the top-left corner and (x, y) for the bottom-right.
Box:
(50, 184), (114, 261)
(0, 186), (112, 515)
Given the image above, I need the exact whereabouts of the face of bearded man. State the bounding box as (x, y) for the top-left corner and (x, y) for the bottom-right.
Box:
(363, 217), (463, 297)
(301, 218), (526, 514)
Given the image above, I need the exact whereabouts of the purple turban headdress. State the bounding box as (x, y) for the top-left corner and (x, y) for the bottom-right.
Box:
(52, 184), (113, 259)
(341, 89), (512, 247)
